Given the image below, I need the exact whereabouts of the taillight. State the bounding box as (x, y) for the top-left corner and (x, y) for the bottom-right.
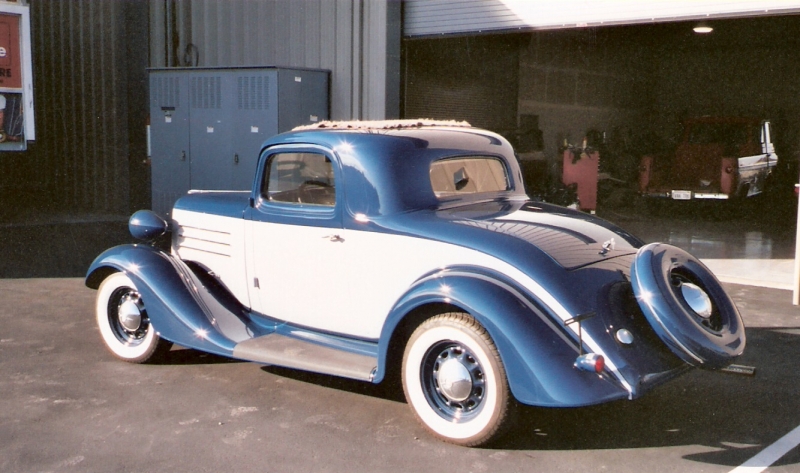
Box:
(574, 353), (605, 373)
(720, 158), (737, 195)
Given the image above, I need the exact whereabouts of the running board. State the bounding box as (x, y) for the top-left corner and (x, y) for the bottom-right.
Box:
(232, 333), (378, 382)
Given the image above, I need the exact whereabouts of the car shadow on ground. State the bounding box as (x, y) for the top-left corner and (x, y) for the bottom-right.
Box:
(497, 326), (799, 466)
(259, 364), (407, 403)
(157, 346), (246, 366)
(246, 326), (797, 469)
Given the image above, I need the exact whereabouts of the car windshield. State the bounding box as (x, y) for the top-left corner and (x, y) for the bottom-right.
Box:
(687, 123), (753, 147)
(430, 156), (509, 198)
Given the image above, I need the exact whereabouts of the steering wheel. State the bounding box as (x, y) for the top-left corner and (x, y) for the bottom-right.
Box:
(298, 180), (333, 204)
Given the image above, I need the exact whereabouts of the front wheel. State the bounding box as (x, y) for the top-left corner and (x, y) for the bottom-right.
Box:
(95, 272), (172, 363)
(402, 312), (514, 447)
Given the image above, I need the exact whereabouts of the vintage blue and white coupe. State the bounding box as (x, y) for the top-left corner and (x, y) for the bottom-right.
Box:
(86, 120), (745, 446)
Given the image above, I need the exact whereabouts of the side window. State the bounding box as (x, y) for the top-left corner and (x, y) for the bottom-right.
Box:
(263, 152), (335, 206)
(430, 156), (509, 198)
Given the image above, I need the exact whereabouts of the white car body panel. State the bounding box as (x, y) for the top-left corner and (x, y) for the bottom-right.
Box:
(248, 219), (503, 339)
(243, 215), (631, 395)
(171, 208), (251, 309)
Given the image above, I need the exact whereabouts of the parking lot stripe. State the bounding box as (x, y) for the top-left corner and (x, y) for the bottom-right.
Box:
(729, 424), (800, 473)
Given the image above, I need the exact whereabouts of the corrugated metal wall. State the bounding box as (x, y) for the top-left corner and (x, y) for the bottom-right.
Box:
(149, 0), (400, 121)
(0, 0), (149, 217)
(0, 0), (397, 221)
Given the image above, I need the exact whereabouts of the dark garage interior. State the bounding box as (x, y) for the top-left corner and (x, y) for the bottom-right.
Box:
(404, 14), (800, 219)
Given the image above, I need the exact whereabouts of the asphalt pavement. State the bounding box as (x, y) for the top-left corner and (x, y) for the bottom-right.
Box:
(1, 208), (799, 472)
(1, 278), (798, 472)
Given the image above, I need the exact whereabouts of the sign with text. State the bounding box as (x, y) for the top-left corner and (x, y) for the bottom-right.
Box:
(0, 13), (21, 90)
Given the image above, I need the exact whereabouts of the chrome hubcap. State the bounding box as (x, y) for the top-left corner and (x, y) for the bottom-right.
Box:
(437, 357), (473, 402)
(107, 286), (149, 346)
(118, 293), (143, 332)
(422, 342), (486, 422)
(680, 282), (713, 318)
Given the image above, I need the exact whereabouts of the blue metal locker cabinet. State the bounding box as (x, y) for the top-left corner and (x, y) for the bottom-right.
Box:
(149, 66), (330, 218)
(149, 70), (191, 218)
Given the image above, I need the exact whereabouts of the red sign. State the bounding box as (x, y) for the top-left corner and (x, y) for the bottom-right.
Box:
(0, 13), (22, 90)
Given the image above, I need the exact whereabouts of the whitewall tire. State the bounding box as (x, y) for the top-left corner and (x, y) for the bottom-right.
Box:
(96, 272), (172, 363)
(402, 312), (514, 446)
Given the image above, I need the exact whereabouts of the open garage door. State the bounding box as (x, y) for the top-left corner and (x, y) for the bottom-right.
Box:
(405, 0), (800, 37)
(402, 8), (800, 300)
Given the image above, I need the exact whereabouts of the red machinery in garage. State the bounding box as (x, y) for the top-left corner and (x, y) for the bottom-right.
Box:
(562, 144), (599, 212)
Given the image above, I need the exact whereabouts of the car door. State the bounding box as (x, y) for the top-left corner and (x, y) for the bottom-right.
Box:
(245, 145), (347, 331)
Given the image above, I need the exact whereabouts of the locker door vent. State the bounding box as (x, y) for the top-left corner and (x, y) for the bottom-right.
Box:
(237, 76), (269, 110)
(190, 76), (222, 109)
(154, 77), (180, 108)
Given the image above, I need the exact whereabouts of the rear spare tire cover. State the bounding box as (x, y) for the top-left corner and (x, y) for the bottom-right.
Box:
(630, 243), (745, 369)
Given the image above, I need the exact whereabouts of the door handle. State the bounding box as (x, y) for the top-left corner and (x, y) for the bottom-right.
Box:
(323, 234), (344, 243)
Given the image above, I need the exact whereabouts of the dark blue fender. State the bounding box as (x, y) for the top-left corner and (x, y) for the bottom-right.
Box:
(376, 266), (632, 408)
(85, 244), (241, 357)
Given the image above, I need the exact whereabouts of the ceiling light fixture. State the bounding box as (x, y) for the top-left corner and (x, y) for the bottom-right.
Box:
(693, 22), (713, 34)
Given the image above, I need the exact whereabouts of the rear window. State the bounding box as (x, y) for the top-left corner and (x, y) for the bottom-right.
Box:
(430, 156), (509, 198)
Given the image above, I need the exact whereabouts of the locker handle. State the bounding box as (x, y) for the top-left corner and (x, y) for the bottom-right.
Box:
(181, 150), (186, 161)
(234, 153), (239, 164)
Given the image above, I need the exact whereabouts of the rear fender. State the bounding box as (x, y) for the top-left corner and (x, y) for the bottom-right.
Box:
(377, 266), (631, 407)
(86, 244), (240, 357)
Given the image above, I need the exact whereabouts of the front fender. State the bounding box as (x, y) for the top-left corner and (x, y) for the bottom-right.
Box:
(377, 266), (631, 407)
(86, 244), (238, 357)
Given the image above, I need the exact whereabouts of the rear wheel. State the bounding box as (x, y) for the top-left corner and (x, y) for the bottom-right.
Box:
(95, 272), (172, 363)
(402, 312), (514, 446)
